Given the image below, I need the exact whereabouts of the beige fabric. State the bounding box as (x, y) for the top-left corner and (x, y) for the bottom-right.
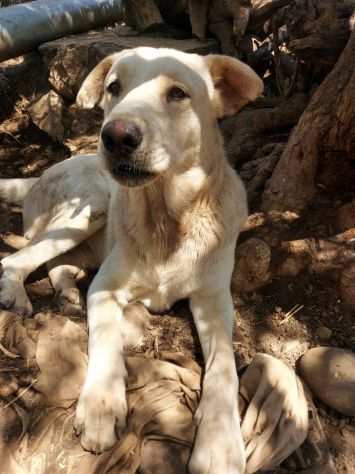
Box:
(240, 354), (309, 473)
(0, 313), (309, 474)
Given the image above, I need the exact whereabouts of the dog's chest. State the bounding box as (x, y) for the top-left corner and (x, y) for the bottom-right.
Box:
(133, 252), (202, 313)
(117, 188), (232, 312)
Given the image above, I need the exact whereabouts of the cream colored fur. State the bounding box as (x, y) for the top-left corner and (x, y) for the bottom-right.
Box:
(0, 47), (263, 474)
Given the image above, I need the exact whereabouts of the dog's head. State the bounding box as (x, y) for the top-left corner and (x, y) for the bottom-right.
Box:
(77, 48), (263, 187)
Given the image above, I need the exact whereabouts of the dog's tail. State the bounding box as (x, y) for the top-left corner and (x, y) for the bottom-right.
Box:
(0, 178), (39, 205)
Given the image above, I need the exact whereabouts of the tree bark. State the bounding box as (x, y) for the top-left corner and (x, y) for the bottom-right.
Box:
(123, 0), (163, 31)
(221, 93), (308, 165)
(262, 17), (355, 213)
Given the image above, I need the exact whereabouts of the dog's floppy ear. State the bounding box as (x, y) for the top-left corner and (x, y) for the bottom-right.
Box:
(205, 55), (263, 118)
(76, 54), (117, 109)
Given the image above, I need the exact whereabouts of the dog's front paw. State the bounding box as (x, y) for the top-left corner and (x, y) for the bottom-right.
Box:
(189, 411), (246, 474)
(0, 272), (33, 316)
(74, 377), (127, 454)
(57, 288), (85, 316)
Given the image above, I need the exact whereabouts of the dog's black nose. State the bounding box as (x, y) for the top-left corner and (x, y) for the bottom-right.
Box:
(101, 120), (143, 155)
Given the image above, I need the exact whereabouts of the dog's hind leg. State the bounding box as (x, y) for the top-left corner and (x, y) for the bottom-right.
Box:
(47, 258), (86, 316)
(47, 240), (101, 316)
(0, 209), (105, 316)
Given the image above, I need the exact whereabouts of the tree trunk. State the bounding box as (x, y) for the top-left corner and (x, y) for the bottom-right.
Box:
(262, 16), (355, 213)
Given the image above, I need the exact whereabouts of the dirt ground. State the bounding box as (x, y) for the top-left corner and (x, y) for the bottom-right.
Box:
(0, 55), (354, 473)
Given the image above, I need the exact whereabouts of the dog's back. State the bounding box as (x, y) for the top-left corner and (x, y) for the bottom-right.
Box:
(0, 177), (39, 205)
(20, 154), (110, 240)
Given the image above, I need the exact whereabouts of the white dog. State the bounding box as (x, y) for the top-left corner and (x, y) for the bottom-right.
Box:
(0, 47), (262, 473)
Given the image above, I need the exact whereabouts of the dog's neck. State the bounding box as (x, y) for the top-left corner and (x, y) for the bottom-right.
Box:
(122, 133), (227, 259)
(156, 124), (226, 217)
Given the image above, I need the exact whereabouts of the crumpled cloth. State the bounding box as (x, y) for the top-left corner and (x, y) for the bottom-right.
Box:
(0, 311), (309, 474)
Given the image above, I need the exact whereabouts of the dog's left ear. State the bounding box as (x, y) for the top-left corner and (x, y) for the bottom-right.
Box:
(76, 53), (119, 109)
(205, 55), (263, 118)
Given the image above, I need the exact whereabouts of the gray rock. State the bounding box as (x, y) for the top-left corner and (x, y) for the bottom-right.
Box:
(298, 347), (355, 416)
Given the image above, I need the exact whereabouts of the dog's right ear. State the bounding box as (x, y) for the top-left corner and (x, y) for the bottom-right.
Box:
(76, 54), (117, 109)
(205, 54), (263, 117)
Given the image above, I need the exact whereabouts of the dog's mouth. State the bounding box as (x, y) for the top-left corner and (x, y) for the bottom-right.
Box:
(109, 162), (156, 186)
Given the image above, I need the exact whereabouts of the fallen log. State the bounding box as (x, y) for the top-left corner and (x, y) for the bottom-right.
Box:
(0, 0), (123, 62)
(279, 229), (355, 275)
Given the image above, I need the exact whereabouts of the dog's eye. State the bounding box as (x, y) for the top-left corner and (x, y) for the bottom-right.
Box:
(167, 86), (190, 102)
(107, 80), (121, 96)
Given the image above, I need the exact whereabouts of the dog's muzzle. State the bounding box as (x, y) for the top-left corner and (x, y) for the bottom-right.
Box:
(101, 119), (156, 186)
(101, 119), (143, 156)
(111, 161), (155, 182)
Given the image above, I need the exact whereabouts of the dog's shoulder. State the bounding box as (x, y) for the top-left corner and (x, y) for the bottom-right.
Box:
(180, 163), (247, 257)
(221, 165), (248, 234)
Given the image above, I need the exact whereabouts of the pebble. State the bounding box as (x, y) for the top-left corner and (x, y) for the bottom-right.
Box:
(337, 199), (355, 231)
(316, 326), (332, 340)
(232, 238), (271, 294)
(338, 418), (347, 428)
(298, 347), (355, 416)
(340, 263), (355, 309)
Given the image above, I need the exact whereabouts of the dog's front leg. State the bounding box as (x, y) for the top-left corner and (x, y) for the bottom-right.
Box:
(74, 248), (129, 454)
(189, 291), (246, 474)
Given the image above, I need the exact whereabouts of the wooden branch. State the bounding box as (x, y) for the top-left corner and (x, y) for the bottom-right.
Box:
(240, 143), (284, 203)
(221, 93), (308, 165)
(248, 0), (294, 33)
(288, 21), (350, 65)
(279, 230), (355, 274)
(233, 229), (355, 294)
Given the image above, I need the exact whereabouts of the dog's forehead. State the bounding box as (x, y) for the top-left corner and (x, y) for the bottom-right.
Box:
(109, 47), (211, 90)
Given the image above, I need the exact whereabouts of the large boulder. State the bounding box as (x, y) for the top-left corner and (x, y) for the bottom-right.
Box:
(298, 347), (355, 416)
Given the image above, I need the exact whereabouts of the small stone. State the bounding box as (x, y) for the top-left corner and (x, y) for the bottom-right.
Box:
(338, 418), (347, 428)
(282, 339), (308, 354)
(340, 263), (355, 309)
(298, 347), (355, 416)
(232, 238), (271, 294)
(329, 417), (338, 427)
(0, 373), (18, 397)
(337, 199), (355, 231)
(233, 296), (245, 307)
(278, 257), (304, 277)
(249, 292), (263, 304)
(316, 326), (332, 340)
